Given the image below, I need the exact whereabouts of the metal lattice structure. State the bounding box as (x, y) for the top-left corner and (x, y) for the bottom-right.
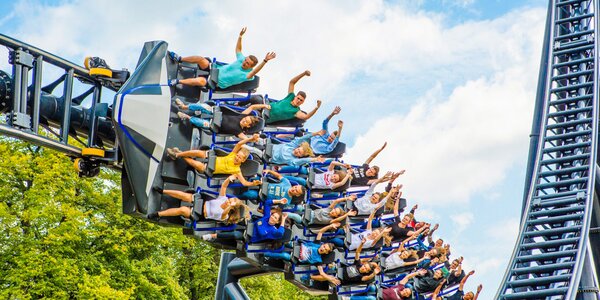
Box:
(497, 0), (600, 299)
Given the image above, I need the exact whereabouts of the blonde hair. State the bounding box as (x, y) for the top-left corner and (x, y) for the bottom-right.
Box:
(238, 147), (251, 161)
(299, 142), (314, 157)
(225, 200), (251, 225)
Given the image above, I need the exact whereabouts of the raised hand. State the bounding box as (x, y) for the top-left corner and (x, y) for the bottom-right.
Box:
(468, 270), (475, 276)
(348, 194), (357, 201)
(304, 70), (311, 76)
(332, 106), (341, 115)
(381, 141), (388, 149)
(337, 120), (344, 128)
(315, 129), (327, 136)
(412, 204), (418, 211)
(316, 100), (322, 107)
(264, 52), (276, 61)
(477, 284), (483, 293)
(239, 27), (247, 37)
(251, 133), (260, 142)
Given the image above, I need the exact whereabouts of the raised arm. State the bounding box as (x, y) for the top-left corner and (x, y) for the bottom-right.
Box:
(361, 264), (380, 282)
(327, 161), (347, 171)
(331, 169), (352, 190)
(326, 106), (341, 122)
(474, 284), (483, 300)
(288, 70), (311, 94)
(241, 104), (270, 115)
(236, 27), (246, 54)
(365, 141), (387, 165)
(316, 265), (340, 286)
(336, 120), (344, 139)
(263, 169), (284, 180)
(233, 173), (261, 187)
(328, 195), (352, 209)
(220, 175), (235, 196)
(316, 222), (339, 241)
(232, 133), (260, 153)
(431, 279), (447, 300)
(459, 270), (475, 291)
(295, 100), (322, 120)
(399, 271), (420, 285)
(247, 52), (276, 79)
(393, 189), (404, 217)
(366, 209), (377, 231)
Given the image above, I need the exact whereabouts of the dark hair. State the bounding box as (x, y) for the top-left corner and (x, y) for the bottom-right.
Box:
(371, 165), (380, 177)
(248, 55), (258, 66)
(242, 116), (260, 129)
(297, 91), (307, 99)
(322, 242), (335, 253)
(291, 185), (306, 202)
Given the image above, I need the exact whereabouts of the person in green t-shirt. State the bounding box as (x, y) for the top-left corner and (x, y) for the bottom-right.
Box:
(267, 70), (322, 124)
(168, 27), (276, 89)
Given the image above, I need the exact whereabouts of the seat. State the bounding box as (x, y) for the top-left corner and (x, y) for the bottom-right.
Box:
(210, 105), (265, 135)
(319, 142), (346, 158)
(207, 62), (261, 93)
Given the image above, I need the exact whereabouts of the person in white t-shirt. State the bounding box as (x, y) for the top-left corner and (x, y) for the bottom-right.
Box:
(312, 161), (353, 190)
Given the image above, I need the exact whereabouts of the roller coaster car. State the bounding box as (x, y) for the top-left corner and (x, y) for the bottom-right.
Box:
(259, 176), (307, 205)
(283, 263), (333, 295)
(84, 56), (130, 90)
(262, 98), (306, 128)
(210, 105), (265, 134)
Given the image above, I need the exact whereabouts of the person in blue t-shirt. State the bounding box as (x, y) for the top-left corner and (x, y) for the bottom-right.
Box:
(168, 27), (276, 89)
(250, 198), (288, 243)
(263, 223), (338, 263)
(311, 106), (343, 155)
(239, 169), (305, 202)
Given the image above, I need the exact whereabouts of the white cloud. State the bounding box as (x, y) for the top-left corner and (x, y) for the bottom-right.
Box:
(345, 8), (545, 205)
(450, 212), (474, 233)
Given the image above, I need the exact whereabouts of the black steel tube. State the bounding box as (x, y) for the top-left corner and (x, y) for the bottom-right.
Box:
(31, 56), (43, 133)
(60, 69), (74, 142)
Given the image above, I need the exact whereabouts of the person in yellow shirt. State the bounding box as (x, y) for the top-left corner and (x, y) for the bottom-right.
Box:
(166, 134), (261, 187)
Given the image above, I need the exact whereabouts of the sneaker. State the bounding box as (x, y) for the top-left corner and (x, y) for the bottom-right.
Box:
(177, 112), (190, 121)
(168, 51), (181, 63)
(166, 147), (180, 160)
(202, 234), (215, 241)
(174, 98), (185, 109)
(147, 212), (160, 221)
(168, 78), (179, 86)
(152, 186), (163, 194)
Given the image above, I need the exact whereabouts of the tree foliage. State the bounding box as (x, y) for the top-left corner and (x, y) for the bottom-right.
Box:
(0, 139), (323, 299)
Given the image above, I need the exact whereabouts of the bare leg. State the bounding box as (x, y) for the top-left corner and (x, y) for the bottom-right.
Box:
(183, 157), (206, 172)
(310, 275), (329, 281)
(179, 77), (207, 87)
(163, 190), (194, 203)
(181, 56), (210, 69)
(176, 149), (208, 159)
(158, 206), (191, 218)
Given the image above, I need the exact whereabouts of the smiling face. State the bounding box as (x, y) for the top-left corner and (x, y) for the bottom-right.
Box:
(329, 207), (343, 218)
(365, 167), (378, 177)
(326, 131), (337, 143)
(268, 211), (281, 225)
(289, 185), (303, 197)
(331, 173), (341, 183)
(240, 116), (254, 128)
(241, 56), (257, 69)
(464, 292), (475, 300)
(370, 193), (381, 204)
(399, 250), (411, 260)
(291, 94), (305, 107)
(400, 215), (412, 226)
(318, 243), (333, 255)
(292, 146), (306, 157)
(400, 288), (412, 298)
(233, 150), (249, 164)
(358, 263), (373, 274)
(433, 269), (443, 279)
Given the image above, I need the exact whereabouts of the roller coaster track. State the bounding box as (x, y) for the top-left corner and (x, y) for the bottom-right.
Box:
(497, 1), (600, 299)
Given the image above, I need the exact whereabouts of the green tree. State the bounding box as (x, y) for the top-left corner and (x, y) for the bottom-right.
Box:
(0, 139), (326, 299)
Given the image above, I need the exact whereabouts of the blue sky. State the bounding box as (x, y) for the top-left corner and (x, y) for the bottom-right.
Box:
(0, 0), (550, 298)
